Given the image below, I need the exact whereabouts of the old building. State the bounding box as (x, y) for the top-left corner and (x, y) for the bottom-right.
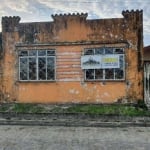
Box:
(144, 46), (150, 106)
(0, 10), (143, 103)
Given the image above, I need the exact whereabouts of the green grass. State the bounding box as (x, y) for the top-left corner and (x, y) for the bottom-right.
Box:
(11, 103), (45, 113)
(0, 104), (10, 112)
(63, 104), (150, 116)
(0, 103), (149, 116)
(0, 103), (48, 113)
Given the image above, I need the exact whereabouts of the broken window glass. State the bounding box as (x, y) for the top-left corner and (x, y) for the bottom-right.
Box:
(38, 57), (46, 80)
(19, 50), (55, 81)
(29, 50), (37, 56)
(114, 55), (124, 79)
(83, 47), (125, 81)
(20, 58), (28, 80)
(47, 50), (55, 56)
(105, 48), (113, 54)
(105, 69), (114, 79)
(47, 57), (55, 80)
(38, 50), (46, 56)
(114, 48), (124, 54)
(95, 48), (104, 55)
(19, 51), (28, 56)
(86, 69), (94, 80)
(115, 68), (124, 79)
(84, 49), (94, 55)
(119, 55), (124, 68)
(95, 69), (103, 79)
(29, 58), (36, 80)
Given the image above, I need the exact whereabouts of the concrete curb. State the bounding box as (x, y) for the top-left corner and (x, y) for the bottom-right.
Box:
(0, 113), (150, 127)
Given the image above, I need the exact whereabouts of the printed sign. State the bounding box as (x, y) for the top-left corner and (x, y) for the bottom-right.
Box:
(102, 55), (120, 68)
(81, 55), (120, 69)
(81, 55), (101, 69)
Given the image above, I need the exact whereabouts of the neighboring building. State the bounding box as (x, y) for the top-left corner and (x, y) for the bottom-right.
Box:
(144, 46), (150, 106)
(0, 10), (143, 103)
(0, 33), (2, 100)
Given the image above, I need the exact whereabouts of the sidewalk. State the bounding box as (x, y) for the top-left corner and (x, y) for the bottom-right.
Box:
(0, 112), (150, 127)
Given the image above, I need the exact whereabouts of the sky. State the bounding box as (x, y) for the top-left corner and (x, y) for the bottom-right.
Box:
(0, 0), (149, 46)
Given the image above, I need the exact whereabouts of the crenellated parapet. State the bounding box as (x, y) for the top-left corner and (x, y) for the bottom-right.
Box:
(122, 9), (143, 18)
(2, 16), (20, 32)
(51, 13), (88, 22)
(122, 10), (143, 29)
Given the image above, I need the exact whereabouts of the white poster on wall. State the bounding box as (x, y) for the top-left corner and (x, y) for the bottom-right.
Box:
(81, 55), (120, 69)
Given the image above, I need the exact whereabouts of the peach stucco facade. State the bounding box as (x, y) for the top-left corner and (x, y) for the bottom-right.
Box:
(0, 10), (143, 103)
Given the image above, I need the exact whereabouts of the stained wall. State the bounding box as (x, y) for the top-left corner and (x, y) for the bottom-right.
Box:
(0, 10), (143, 103)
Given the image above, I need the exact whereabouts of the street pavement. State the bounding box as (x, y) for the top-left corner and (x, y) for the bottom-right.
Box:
(0, 126), (150, 150)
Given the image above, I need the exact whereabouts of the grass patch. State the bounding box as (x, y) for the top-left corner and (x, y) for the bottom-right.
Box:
(0, 103), (48, 113)
(0, 104), (10, 112)
(56, 104), (150, 116)
(11, 103), (45, 113)
(0, 103), (149, 116)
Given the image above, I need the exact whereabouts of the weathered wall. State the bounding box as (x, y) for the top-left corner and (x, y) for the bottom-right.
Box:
(0, 10), (143, 103)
